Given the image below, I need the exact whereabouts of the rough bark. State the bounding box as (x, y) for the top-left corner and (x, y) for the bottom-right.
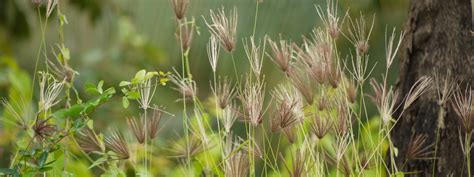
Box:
(391, 0), (474, 176)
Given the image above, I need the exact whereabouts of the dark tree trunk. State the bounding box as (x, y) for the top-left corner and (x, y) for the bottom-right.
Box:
(391, 0), (474, 176)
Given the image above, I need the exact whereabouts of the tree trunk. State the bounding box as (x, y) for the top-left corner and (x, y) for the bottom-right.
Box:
(391, 0), (474, 176)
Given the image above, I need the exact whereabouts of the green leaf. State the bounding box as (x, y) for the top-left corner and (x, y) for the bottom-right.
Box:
(61, 46), (70, 61)
(144, 71), (158, 80)
(122, 97), (129, 109)
(85, 83), (99, 95)
(126, 91), (140, 99)
(53, 104), (85, 119)
(87, 120), (94, 129)
(160, 78), (169, 85)
(134, 70), (146, 82)
(38, 151), (49, 167)
(59, 14), (68, 25)
(103, 88), (116, 95)
(119, 81), (131, 87)
(53, 86), (115, 119)
(97, 80), (104, 94)
(39, 166), (53, 172)
(0, 168), (19, 177)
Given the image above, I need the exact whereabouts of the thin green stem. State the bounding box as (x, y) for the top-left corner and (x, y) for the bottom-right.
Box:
(177, 18), (192, 173)
(230, 53), (239, 85)
(252, 2), (259, 37)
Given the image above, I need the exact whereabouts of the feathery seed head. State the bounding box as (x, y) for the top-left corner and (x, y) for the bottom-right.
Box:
(205, 7), (238, 52)
(211, 76), (237, 109)
(267, 36), (294, 74)
(148, 108), (163, 139)
(406, 134), (434, 160)
(171, 135), (206, 159)
(32, 119), (56, 143)
(238, 77), (266, 127)
(315, 0), (343, 39)
(318, 97), (330, 111)
(311, 115), (333, 139)
(176, 18), (195, 52)
(243, 36), (266, 77)
(170, 0), (188, 20)
(434, 73), (457, 106)
(170, 69), (197, 100)
(346, 81), (357, 103)
(333, 105), (351, 137)
(452, 87), (474, 133)
(288, 70), (314, 105)
(384, 28), (405, 69)
(282, 127), (297, 143)
(345, 14), (375, 56)
(38, 72), (64, 112)
(207, 34), (220, 73)
(32, 0), (42, 7)
(294, 29), (335, 86)
(270, 84), (304, 133)
(76, 128), (104, 153)
(127, 117), (145, 144)
(356, 41), (369, 55)
(369, 78), (399, 125)
(404, 76), (433, 110)
(1, 98), (33, 130)
(280, 150), (309, 177)
(224, 135), (250, 177)
(222, 103), (238, 133)
(327, 64), (341, 88)
(335, 133), (351, 162)
(105, 131), (130, 159)
(47, 57), (77, 83)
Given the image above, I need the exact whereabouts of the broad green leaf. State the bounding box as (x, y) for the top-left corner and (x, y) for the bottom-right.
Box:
(122, 97), (129, 108)
(53, 104), (85, 119)
(85, 83), (99, 95)
(97, 80), (104, 94)
(134, 70), (146, 82)
(126, 91), (140, 99)
(38, 151), (49, 167)
(119, 81), (131, 87)
(103, 88), (116, 95)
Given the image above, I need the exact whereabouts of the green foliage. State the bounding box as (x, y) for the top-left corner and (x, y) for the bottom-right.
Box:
(53, 81), (115, 120)
(119, 69), (169, 108)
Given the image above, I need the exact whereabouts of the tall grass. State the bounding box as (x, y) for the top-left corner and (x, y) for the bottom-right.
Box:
(1, 0), (472, 177)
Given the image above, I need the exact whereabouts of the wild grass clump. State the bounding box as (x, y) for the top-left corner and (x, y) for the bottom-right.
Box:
(1, 0), (472, 176)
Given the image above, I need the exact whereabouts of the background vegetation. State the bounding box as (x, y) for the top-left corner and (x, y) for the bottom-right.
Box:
(0, 0), (412, 176)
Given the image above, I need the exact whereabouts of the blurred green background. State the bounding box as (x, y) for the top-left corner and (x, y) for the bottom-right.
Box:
(0, 0), (408, 173)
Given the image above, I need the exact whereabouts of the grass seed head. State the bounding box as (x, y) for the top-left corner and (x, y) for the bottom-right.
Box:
(452, 87), (474, 133)
(170, 0), (188, 20)
(176, 18), (195, 52)
(105, 131), (130, 160)
(127, 117), (145, 144)
(148, 108), (163, 139)
(205, 7), (238, 52)
(406, 134), (434, 160)
(76, 128), (104, 153)
(267, 36), (294, 74)
(211, 76), (237, 109)
(238, 77), (266, 127)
